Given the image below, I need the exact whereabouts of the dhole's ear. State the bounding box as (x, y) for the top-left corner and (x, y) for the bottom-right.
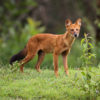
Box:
(75, 18), (82, 26)
(65, 19), (72, 27)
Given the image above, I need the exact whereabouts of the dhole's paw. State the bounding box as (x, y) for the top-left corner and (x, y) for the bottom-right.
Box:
(55, 72), (59, 77)
(36, 69), (42, 73)
(65, 71), (69, 76)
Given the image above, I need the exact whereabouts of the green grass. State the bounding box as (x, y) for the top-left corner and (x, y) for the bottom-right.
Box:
(0, 65), (100, 100)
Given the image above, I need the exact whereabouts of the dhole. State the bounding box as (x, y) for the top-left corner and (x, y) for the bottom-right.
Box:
(10, 18), (81, 77)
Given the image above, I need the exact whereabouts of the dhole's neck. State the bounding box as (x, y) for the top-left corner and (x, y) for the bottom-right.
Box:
(63, 31), (75, 47)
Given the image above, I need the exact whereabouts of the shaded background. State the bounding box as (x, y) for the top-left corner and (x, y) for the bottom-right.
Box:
(0, 0), (100, 69)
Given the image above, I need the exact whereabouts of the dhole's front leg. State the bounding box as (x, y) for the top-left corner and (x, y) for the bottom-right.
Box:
(62, 50), (70, 75)
(53, 53), (59, 77)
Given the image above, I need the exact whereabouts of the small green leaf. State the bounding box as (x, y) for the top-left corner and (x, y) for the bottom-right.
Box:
(88, 43), (94, 48)
(81, 38), (85, 46)
(81, 71), (86, 76)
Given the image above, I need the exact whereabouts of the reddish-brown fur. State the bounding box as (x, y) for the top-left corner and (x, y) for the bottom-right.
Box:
(10, 18), (81, 77)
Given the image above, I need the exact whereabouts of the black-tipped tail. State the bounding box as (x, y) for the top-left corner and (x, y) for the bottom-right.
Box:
(10, 47), (27, 65)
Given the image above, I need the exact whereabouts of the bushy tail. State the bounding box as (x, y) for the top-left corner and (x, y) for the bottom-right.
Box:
(10, 47), (27, 65)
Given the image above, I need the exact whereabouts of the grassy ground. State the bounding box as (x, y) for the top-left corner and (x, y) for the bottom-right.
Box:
(0, 65), (100, 100)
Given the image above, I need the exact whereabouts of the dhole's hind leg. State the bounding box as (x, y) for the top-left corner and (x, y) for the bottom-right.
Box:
(35, 50), (45, 72)
(20, 53), (36, 72)
(20, 41), (38, 72)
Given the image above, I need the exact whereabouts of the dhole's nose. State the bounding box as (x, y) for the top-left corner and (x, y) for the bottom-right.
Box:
(74, 33), (78, 37)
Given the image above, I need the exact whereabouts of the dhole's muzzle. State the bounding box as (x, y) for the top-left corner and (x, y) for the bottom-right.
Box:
(74, 32), (79, 38)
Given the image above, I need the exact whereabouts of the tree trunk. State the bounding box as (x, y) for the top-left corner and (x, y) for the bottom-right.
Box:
(96, 0), (100, 43)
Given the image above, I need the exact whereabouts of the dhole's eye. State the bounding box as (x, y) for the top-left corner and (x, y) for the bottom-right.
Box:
(76, 29), (79, 31)
(71, 29), (74, 31)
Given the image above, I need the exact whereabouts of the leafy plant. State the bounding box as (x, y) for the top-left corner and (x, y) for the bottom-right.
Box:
(80, 33), (96, 67)
(80, 33), (100, 99)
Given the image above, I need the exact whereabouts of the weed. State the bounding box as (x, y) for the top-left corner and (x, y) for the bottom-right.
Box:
(79, 33), (100, 100)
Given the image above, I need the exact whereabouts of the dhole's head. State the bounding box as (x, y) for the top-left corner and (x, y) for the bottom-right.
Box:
(65, 18), (81, 38)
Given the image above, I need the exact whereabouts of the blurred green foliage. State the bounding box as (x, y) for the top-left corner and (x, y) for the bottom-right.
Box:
(0, 18), (45, 65)
(0, 0), (37, 36)
(0, 0), (100, 69)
